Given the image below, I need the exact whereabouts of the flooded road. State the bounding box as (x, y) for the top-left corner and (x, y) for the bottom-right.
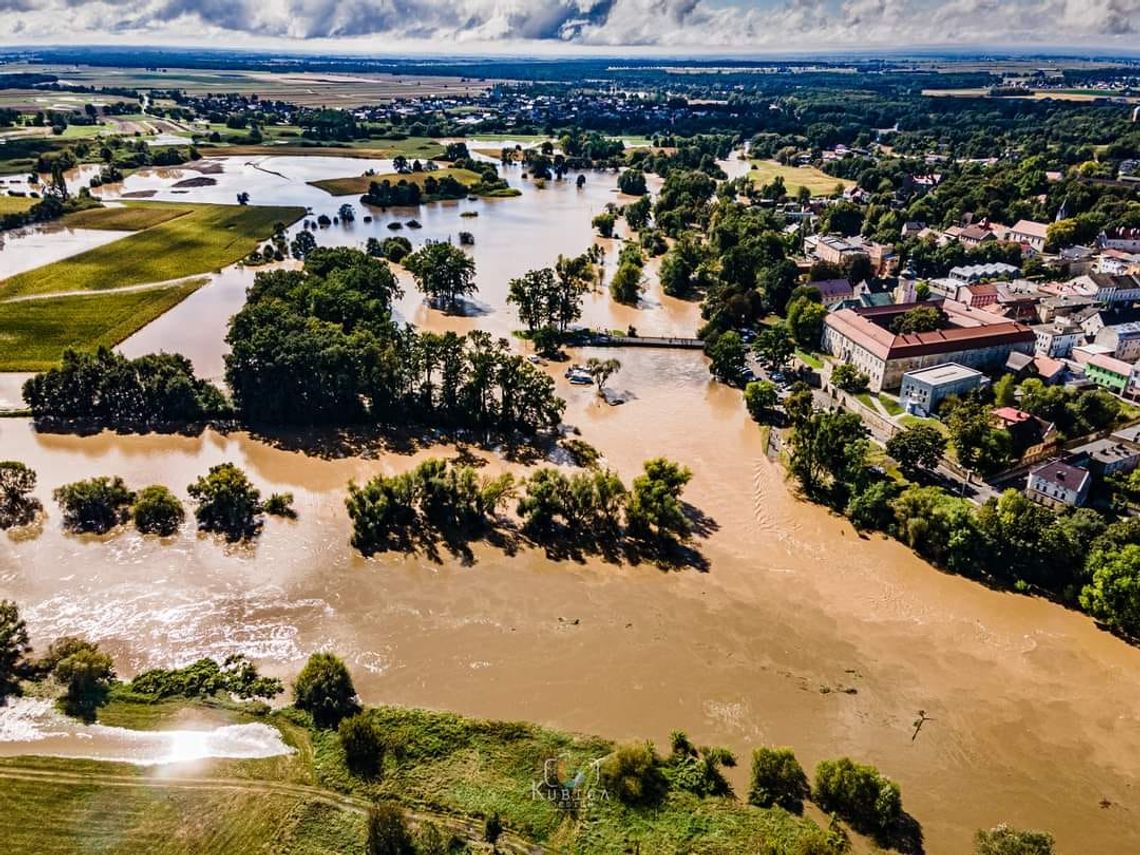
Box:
(2, 152), (1140, 852)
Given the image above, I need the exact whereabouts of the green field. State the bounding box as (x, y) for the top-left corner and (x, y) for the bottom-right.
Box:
(750, 159), (851, 196)
(0, 203), (304, 299)
(308, 166), (481, 197)
(0, 194), (36, 214)
(61, 203), (197, 231)
(0, 693), (835, 854)
(0, 280), (206, 371)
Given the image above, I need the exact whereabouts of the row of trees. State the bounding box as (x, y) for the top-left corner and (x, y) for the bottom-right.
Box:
(22, 348), (229, 430)
(346, 456), (695, 561)
(2, 462), (293, 542)
(506, 250), (598, 350)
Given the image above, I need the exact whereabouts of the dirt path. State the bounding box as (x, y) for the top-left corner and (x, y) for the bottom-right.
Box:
(0, 764), (541, 853)
(0, 275), (208, 304)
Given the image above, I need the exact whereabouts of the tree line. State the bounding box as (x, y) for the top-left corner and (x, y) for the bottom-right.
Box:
(0, 459), (292, 542)
(345, 456), (699, 568)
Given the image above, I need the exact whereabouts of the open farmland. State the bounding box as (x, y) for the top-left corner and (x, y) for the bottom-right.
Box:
(0, 64), (496, 108)
(0, 279), (206, 371)
(0, 202), (304, 299)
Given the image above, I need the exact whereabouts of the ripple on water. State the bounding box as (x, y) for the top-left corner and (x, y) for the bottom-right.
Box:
(24, 586), (335, 668)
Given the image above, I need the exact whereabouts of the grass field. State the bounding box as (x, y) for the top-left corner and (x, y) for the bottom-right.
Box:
(200, 135), (444, 161)
(0, 194), (36, 214)
(308, 166), (481, 196)
(0, 203), (303, 299)
(0, 693), (836, 854)
(0, 279), (206, 371)
(750, 159), (850, 196)
(61, 203), (196, 231)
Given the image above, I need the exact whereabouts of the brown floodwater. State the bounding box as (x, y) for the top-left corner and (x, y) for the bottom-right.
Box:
(3, 153), (1140, 853)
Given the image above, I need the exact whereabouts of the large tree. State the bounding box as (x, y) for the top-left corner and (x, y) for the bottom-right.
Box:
(404, 241), (477, 310)
(886, 423), (947, 475)
(1080, 545), (1140, 637)
(0, 461), (40, 529)
(293, 651), (359, 728)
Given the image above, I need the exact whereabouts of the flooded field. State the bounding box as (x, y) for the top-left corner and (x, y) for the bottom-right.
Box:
(0, 698), (291, 765)
(3, 150), (1140, 852)
(0, 224), (133, 278)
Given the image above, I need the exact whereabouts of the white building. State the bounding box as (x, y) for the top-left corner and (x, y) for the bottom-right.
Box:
(1026, 460), (1090, 508)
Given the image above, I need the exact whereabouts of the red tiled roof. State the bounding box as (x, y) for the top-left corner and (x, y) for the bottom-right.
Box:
(825, 305), (1035, 361)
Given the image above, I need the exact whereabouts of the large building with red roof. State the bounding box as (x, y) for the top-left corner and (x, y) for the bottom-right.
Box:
(822, 300), (1036, 391)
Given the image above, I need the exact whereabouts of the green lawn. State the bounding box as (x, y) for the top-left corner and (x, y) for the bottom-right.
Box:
(0, 194), (36, 215)
(878, 394), (904, 417)
(795, 350), (823, 370)
(750, 159), (851, 196)
(308, 166), (482, 197)
(0, 203), (303, 299)
(0, 280), (206, 371)
(0, 776), (347, 855)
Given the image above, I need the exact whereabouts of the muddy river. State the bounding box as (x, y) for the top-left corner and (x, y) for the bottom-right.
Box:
(2, 152), (1140, 853)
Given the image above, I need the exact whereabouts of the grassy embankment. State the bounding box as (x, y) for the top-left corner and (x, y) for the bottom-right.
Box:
(308, 166), (482, 197)
(0, 202), (304, 371)
(750, 159), (851, 197)
(0, 694), (828, 854)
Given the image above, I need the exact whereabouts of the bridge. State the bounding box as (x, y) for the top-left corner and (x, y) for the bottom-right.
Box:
(577, 334), (705, 350)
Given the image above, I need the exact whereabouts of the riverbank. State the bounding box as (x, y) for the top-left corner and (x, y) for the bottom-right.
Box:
(0, 692), (827, 854)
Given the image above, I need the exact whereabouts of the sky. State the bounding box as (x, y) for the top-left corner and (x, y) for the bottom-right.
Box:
(0, 0), (1138, 53)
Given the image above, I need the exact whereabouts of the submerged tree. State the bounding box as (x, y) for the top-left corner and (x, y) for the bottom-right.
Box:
(404, 241), (477, 310)
(0, 461), (41, 529)
(132, 485), (185, 537)
(586, 358), (622, 395)
(53, 477), (135, 534)
(187, 463), (264, 541)
(0, 600), (30, 705)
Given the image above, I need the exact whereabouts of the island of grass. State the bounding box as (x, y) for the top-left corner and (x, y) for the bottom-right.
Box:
(0, 689), (833, 854)
(310, 164), (521, 205)
(0, 201), (305, 299)
(750, 159), (851, 197)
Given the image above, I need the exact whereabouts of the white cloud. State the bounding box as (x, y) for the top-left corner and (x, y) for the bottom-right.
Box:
(0, 0), (1138, 49)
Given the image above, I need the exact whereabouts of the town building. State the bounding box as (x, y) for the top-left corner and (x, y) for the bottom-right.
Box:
(1005, 219), (1050, 253)
(899, 363), (985, 416)
(1083, 352), (1137, 395)
(1033, 318), (1085, 358)
(948, 262), (1020, 283)
(812, 279), (856, 305)
(1094, 321), (1140, 362)
(1026, 460), (1091, 508)
(1068, 438), (1140, 478)
(822, 300), (1036, 391)
(1099, 229), (1140, 253)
